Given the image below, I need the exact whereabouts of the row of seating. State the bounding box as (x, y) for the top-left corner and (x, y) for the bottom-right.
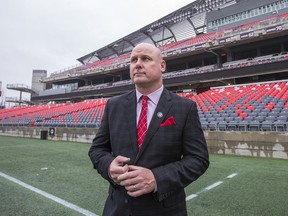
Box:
(222, 52), (288, 69)
(181, 81), (288, 131)
(72, 51), (288, 94)
(0, 100), (107, 128)
(1, 81), (287, 131)
(222, 13), (288, 37)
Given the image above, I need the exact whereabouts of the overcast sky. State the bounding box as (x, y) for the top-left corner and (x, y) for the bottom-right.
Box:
(0, 0), (195, 104)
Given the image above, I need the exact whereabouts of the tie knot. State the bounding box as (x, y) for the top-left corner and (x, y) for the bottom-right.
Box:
(141, 96), (148, 103)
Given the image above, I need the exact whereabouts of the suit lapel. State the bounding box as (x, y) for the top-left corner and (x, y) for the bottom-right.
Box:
(135, 89), (173, 163)
(125, 91), (139, 158)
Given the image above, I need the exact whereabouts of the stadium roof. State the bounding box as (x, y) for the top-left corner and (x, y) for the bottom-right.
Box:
(77, 0), (238, 64)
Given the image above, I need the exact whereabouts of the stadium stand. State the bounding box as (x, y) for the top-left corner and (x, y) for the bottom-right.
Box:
(194, 81), (288, 131)
(0, 99), (107, 128)
(42, 12), (288, 80)
(1, 80), (287, 132)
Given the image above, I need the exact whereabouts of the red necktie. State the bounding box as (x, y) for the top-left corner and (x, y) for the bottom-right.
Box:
(137, 96), (148, 149)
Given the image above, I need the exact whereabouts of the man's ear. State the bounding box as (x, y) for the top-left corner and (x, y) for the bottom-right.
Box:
(160, 60), (166, 73)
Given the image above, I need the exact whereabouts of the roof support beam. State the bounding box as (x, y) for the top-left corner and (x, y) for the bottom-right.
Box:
(187, 17), (197, 33)
(141, 31), (156, 45)
(123, 39), (135, 49)
(164, 25), (177, 42)
(109, 47), (119, 56)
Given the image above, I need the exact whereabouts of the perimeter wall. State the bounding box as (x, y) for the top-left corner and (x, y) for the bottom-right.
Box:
(0, 127), (287, 160)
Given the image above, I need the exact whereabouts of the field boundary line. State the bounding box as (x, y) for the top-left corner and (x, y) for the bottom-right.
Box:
(0, 171), (98, 216)
(186, 173), (238, 201)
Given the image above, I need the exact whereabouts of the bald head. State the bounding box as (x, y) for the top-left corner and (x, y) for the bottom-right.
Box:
(131, 43), (163, 61)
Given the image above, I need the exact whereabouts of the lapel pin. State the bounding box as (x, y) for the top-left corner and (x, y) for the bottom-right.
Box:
(157, 112), (163, 118)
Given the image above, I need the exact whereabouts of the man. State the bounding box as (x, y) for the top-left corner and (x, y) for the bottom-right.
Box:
(89, 43), (209, 216)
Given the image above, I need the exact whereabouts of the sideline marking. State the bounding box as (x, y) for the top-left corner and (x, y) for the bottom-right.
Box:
(227, 173), (238, 179)
(205, 181), (223, 190)
(185, 193), (198, 201)
(0, 171), (98, 216)
(186, 173), (238, 201)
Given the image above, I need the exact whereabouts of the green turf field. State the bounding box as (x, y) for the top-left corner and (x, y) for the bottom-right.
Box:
(0, 135), (287, 216)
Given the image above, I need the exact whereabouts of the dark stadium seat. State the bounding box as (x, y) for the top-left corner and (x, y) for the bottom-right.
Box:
(255, 116), (265, 122)
(200, 121), (208, 130)
(207, 117), (216, 123)
(227, 120), (238, 131)
(216, 117), (225, 122)
(274, 120), (286, 132)
(261, 120), (274, 131)
(276, 115), (287, 122)
(265, 116), (276, 122)
(249, 120), (261, 131)
(218, 121), (227, 131)
(208, 121), (218, 131)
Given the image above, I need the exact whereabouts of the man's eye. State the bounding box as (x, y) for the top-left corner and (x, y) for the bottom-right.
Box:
(131, 58), (137, 63)
(142, 56), (150, 61)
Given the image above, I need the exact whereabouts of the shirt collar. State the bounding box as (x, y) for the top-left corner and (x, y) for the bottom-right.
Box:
(136, 85), (164, 105)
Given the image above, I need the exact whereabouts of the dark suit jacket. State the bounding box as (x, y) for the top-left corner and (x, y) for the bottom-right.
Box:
(89, 88), (209, 216)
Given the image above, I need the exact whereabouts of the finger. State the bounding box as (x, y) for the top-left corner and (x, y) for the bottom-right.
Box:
(118, 171), (141, 187)
(110, 164), (129, 176)
(120, 177), (139, 187)
(125, 182), (143, 193)
(125, 184), (138, 192)
(115, 156), (130, 165)
(127, 189), (144, 197)
(116, 164), (129, 173)
(127, 182), (155, 197)
(117, 168), (139, 182)
(109, 164), (129, 184)
(128, 165), (142, 171)
(118, 176), (135, 187)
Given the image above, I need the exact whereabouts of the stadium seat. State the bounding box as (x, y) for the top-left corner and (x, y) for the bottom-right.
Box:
(200, 121), (208, 130)
(261, 120), (274, 131)
(227, 120), (238, 131)
(249, 120), (261, 131)
(208, 121), (218, 131)
(274, 120), (286, 132)
(218, 121), (228, 131)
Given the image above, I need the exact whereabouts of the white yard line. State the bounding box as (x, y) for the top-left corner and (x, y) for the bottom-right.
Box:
(227, 173), (238, 179)
(186, 173), (238, 201)
(205, 181), (223, 190)
(185, 193), (198, 201)
(0, 171), (98, 216)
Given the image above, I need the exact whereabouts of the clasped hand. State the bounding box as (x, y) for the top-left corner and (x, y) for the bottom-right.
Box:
(109, 156), (156, 197)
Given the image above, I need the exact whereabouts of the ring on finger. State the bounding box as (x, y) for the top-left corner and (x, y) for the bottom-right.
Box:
(133, 185), (136, 191)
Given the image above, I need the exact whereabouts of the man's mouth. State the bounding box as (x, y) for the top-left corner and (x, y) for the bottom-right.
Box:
(134, 72), (145, 76)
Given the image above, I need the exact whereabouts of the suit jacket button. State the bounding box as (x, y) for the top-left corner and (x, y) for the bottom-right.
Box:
(124, 198), (129, 204)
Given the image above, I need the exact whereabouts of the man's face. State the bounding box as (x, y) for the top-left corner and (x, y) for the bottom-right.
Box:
(129, 44), (166, 90)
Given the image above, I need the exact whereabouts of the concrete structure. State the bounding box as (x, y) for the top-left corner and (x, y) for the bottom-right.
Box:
(0, 127), (287, 160)
(31, 70), (48, 98)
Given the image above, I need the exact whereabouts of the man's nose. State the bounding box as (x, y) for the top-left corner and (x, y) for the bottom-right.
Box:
(135, 59), (142, 69)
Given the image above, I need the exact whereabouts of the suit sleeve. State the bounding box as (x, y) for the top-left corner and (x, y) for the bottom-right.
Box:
(152, 101), (209, 201)
(88, 99), (115, 182)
